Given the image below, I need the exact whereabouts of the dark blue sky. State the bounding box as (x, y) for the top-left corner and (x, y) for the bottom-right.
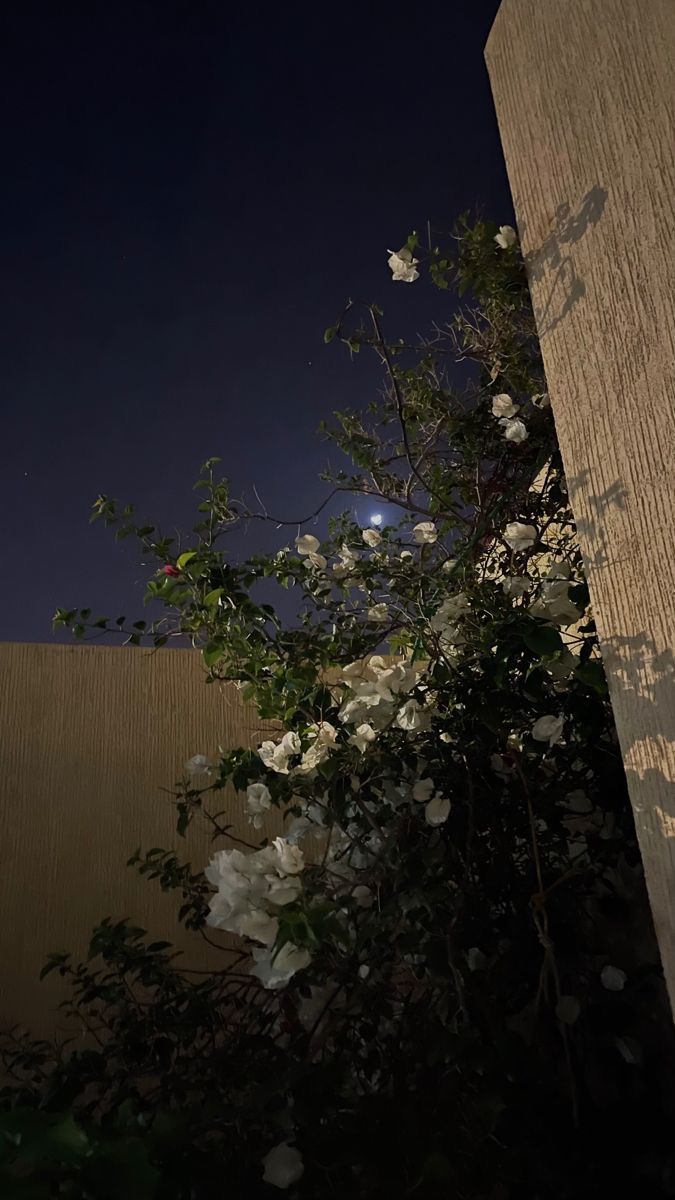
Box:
(1, 0), (510, 641)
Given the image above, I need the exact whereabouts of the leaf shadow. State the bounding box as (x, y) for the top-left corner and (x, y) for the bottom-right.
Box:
(520, 185), (608, 337)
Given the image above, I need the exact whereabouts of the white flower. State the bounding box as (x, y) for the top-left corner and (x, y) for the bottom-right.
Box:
(295, 741), (330, 773)
(258, 741), (291, 774)
(307, 720), (338, 746)
(184, 754), (211, 777)
(601, 964), (627, 992)
(502, 575), (530, 598)
(332, 543), (360, 578)
(349, 722), (377, 752)
(387, 245), (419, 283)
(467, 946), (487, 971)
(430, 593), (470, 631)
(531, 567), (581, 626)
(500, 416), (529, 443)
(266, 875), (303, 906)
(362, 528), (382, 547)
(295, 533), (320, 555)
(281, 731), (302, 755)
(258, 732), (300, 775)
(412, 778), (435, 802)
(204, 847), (285, 936)
(339, 681), (393, 728)
(272, 837), (305, 875)
(262, 1142), (304, 1189)
(413, 521), (437, 544)
(438, 622), (467, 657)
(367, 602), (389, 622)
(441, 558), (456, 574)
(439, 731), (452, 743)
(371, 660), (418, 697)
(503, 521), (537, 552)
(305, 551), (327, 570)
(245, 782), (272, 828)
(491, 393), (519, 418)
(531, 391), (550, 408)
(352, 885), (374, 907)
(425, 795), (451, 826)
(358, 963), (370, 979)
(237, 909), (279, 946)
(251, 943), (311, 990)
(531, 714), (565, 746)
(490, 752), (514, 779)
(494, 224), (517, 249)
(284, 816), (312, 844)
(400, 549), (414, 560)
(396, 699), (430, 732)
(531, 582), (581, 626)
(342, 659), (367, 679)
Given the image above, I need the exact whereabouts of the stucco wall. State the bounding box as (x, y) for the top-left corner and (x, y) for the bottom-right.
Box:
(486, 0), (675, 1006)
(0, 642), (268, 1037)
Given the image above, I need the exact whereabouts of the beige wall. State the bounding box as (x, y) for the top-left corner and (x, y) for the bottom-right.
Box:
(0, 642), (268, 1037)
(486, 0), (675, 1006)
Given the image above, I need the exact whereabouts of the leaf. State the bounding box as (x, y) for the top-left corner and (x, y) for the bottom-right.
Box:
(203, 588), (223, 608)
(555, 994), (581, 1025)
(0, 1110), (89, 1165)
(520, 622), (563, 657)
(575, 659), (608, 694)
(202, 641), (225, 668)
(323, 324), (337, 344)
(176, 550), (197, 570)
(82, 1136), (160, 1199)
(39, 952), (69, 981)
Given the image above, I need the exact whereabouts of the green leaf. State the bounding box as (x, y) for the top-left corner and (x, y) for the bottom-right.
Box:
(0, 1110), (89, 1166)
(323, 324), (337, 344)
(575, 658), (608, 694)
(203, 641), (225, 668)
(176, 550), (197, 570)
(82, 1136), (160, 1200)
(520, 623), (564, 657)
(203, 588), (223, 608)
(39, 952), (69, 981)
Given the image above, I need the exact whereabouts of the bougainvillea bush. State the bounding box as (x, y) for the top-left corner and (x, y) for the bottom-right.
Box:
(3, 217), (675, 1199)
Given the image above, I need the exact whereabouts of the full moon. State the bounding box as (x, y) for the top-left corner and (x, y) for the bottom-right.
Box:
(369, 512), (383, 527)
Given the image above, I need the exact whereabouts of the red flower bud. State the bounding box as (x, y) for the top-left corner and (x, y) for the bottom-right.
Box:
(162, 564), (181, 577)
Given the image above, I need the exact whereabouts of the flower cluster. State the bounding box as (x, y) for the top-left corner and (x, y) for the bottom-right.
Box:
(205, 840), (310, 988)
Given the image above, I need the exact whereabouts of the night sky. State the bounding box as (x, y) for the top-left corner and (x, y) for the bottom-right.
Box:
(1, 1), (511, 642)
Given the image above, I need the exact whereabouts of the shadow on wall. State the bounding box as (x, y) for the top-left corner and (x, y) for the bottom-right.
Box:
(563, 463), (675, 1025)
(567, 469), (628, 572)
(520, 185), (608, 338)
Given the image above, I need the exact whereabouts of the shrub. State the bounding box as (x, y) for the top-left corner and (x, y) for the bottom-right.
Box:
(4, 216), (674, 1199)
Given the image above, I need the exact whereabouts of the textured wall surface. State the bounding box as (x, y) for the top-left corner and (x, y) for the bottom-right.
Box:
(0, 642), (273, 1037)
(486, 0), (675, 1004)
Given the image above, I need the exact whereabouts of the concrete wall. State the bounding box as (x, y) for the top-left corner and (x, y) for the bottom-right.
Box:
(0, 642), (270, 1037)
(486, 0), (675, 1006)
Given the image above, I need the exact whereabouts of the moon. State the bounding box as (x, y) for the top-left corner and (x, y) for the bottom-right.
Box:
(369, 512), (383, 527)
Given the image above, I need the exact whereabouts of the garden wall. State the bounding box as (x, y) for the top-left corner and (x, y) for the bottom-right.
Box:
(0, 642), (266, 1037)
(486, 0), (675, 1007)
